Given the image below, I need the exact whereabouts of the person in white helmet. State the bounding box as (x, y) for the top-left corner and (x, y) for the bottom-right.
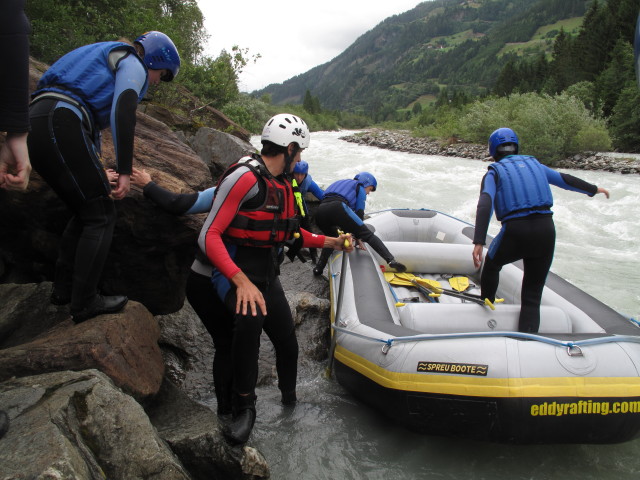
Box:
(196, 113), (353, 445)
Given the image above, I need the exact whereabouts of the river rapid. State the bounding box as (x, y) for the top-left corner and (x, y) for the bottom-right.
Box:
(246, 131), (640, 480)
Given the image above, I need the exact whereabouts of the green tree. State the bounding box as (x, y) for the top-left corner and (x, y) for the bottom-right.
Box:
(180, 50), (240, 109)
(609, 84), (640, 151)
(303, 89), (322, 114)
(544, 28), (576, 94)
(455, 93), (611, 163)
(595, 38), (635, 117)
(26, 0), (206, 65)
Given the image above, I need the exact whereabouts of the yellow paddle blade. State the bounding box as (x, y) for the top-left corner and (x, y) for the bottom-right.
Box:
(448, 276), (470, 292)
(414, 277), (442, 290)
(386, 273), (415, 286)
(394, 272), (442, 291)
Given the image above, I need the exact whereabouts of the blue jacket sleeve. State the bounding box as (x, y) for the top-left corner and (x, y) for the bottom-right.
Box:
(307, 178), (324, 200)
(354, 186), (368, 219)
(110, 54), (148, 174)
(544, 166), (598, 196)
(185, 187), (217, 214)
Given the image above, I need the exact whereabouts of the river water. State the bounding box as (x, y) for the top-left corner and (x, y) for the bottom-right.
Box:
(247, 131), (640, 480)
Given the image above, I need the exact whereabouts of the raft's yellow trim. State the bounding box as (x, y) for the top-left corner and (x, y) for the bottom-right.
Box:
(334, 345), (640, 398)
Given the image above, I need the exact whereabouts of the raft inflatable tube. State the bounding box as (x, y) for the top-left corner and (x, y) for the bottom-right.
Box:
(327, 209), (640, 444)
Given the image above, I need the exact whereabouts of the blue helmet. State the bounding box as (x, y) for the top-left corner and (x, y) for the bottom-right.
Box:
(134, 31), (181, 82)
(354, 171), (377, 191)
(488, 127), (519, 159)
(294, 160), (309, 175)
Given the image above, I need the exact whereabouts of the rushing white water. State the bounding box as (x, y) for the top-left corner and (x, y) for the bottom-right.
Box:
(248, 131), (640, 479)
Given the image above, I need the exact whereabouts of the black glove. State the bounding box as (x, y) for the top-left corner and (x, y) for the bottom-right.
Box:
(388, 260), (407, 273)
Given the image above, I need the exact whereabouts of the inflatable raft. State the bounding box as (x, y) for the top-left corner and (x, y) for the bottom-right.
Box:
(327, 209), (640, 444)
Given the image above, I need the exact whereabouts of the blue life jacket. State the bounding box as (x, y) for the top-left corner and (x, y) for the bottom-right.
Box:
(33, 42), (148, 130)
(324, 179), (360, 210)
(489, 155), (553, 221)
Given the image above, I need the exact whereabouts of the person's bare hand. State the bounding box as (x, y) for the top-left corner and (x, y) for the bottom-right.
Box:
(111, 173), (130, 200)
(131, 167), (152, 188)
(323, 233), (354, 252)
(106, 169), (118, 189)
(0, 132), (31, 191)
(232, 271), (267, 316)
(472, 243), (484, 269)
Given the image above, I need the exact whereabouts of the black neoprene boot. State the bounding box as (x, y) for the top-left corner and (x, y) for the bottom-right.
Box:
(314, 248), (332, 276)
(223, 393), (257, 445)
(71, 294), (128, 323)
(215, 384), (233, 417)
(281, 390), (297, 406)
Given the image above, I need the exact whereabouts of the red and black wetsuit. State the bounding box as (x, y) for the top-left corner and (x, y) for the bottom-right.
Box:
(193, 155), (325, 410)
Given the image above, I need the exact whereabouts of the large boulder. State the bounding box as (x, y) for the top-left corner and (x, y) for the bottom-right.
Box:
(146, 379), (270, 480)
(156, 300), (216, 402)
(0, 283), (164, 400)
(184, 126), (257, 180)
(0, 370), (191, 480)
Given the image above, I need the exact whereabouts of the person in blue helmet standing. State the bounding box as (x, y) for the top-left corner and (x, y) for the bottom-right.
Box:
(472, 127), (610, 333)
(291, 160), (324, 263)
(313, 171), (406, 276)
(27, 31), (181, 323)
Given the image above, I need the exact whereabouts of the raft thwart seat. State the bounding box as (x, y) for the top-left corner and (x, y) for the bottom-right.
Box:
(398, 303), (573, 334)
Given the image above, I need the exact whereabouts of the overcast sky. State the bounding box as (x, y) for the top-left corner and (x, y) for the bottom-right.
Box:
(196, 1), (424, 92)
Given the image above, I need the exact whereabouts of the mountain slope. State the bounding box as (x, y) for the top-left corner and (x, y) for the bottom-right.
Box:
(255, 0), (589, 112)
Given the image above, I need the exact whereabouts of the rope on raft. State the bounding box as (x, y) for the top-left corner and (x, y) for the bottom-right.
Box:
(331, 323), (640, 352)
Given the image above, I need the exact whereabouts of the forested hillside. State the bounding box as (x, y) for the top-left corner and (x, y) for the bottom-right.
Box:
(255, 0), (597, 113)
(22, 0), (640, 152)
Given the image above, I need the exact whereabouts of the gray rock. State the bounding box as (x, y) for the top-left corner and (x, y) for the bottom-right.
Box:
(0, 284), (164, 400)
(0, 370), (191, 480)
(146, 379), (269, 480)
(156, 300), (215, 402)
(185, 127), (256, 180)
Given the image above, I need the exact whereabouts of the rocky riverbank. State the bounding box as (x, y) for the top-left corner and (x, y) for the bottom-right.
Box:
(340, 130), (640, 175)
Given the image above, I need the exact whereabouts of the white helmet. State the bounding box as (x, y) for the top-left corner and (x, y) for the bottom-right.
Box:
(261, 114), (310, 149)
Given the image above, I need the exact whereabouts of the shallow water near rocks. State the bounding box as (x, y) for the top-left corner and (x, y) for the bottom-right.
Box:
(234, 131), (640, 479)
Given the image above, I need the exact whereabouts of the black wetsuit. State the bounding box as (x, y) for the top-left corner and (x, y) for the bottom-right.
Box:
(474, 157), (599, 332)
(0, 0), (30, 134)
(314, 183), (394, 273)
(27, 44), (148, 311)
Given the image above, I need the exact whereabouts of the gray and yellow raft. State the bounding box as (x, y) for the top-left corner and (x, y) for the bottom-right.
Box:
(327, 209), (640, 444)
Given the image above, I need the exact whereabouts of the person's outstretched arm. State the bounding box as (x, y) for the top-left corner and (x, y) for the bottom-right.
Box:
(129, 167), (215, 215)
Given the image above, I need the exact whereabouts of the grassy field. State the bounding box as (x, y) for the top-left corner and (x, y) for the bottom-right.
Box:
(498, 16), (583, 58)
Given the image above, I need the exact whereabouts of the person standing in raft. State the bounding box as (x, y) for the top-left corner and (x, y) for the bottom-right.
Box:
(313, 171), (407, 276)
(27, 31), (181, 323)
(472, 127), (610, 333)
(198, 113), (353, 445)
